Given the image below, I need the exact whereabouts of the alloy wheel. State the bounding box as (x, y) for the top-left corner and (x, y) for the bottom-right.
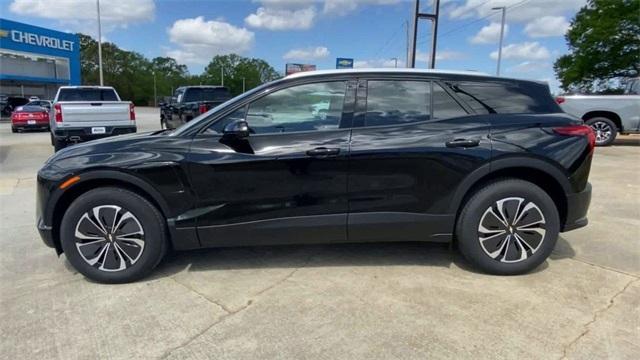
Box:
(590, 121), (612, 145)
(477, 197), (546, 263)
(74, 205), (145, 272)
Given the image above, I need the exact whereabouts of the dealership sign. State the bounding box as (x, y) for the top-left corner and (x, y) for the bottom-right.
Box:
(2, 29), (74, 51)
(285, 63), (316, 76)
(336, 58), (354, 69)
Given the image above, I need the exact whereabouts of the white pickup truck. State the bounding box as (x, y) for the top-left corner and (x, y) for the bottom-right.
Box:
(557, 78), (640, 146)
(50, 86), (136, 151)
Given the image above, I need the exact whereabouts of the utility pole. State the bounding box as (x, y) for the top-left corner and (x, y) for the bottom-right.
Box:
(96, 0), (104, 86)
(152, 71), (157, 107)
(408, 0), (440, 69)
(405, 20), (410, 68)
(242, 77), (246, 93)
(493, 6), (506, 76)
(220, 68), (224, 87)
(391, 57), (398, 68)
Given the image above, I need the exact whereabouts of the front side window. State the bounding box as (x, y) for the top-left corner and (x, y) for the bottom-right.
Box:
(365, 80), (430, 126)
(246, 81), (346, 134)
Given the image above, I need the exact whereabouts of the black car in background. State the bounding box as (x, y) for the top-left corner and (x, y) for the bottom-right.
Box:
(160, 85), (232, 129)
(37, 69), (593, 283)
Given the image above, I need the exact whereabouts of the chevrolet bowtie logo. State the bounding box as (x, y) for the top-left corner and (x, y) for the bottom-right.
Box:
(0, 29), (9, 37)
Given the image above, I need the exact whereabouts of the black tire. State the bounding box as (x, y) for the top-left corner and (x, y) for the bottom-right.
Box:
(456, 179), (560, 275)
(53, 137), (66, 152)
(585, 117), (617, 146)
(60, 187), (167, 283)
(11, 126), (17, 133)
(50, 132), (55, 145)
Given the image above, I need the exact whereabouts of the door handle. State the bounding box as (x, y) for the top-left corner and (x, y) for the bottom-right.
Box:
(445, 139), (480, 148)
(306, 147), (340, 157)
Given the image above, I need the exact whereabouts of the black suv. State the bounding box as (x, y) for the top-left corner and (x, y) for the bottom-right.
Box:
(37, 69), (593, 283)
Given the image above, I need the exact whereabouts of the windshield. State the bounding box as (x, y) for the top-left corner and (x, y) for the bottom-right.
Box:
(171, 80), (280, 136)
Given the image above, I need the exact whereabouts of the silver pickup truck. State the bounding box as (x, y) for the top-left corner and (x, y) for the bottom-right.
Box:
(557, 78), (640, 146)
(50, 86), (136, 151)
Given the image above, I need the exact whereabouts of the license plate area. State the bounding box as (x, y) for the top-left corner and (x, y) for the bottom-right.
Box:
(28, 120), (36, 125)
(91, 127), (106, 134)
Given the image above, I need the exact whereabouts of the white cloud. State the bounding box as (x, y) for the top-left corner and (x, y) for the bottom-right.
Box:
(524, 16), (571, 38)
(436, 50), (467, 61)
(323, 0), (401, 16)
(490, 42), (550, 60)
(469, 22), (508, 44)
(245, 5), (316, 30)
(448, 0), (586, 22)
(506, 61), (550, 74)
(354, 58), (401, 68)
(283, 46), (330, 61)
(9, 0), (155, 33)
(166, 17), (254, 65)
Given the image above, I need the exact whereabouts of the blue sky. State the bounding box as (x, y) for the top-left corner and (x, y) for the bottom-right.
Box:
(2, 0), (587, 92)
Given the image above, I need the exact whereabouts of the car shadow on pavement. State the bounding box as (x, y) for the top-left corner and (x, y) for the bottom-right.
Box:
(148, 237), (571, 280)
(151, 242), (460, 280)
(612, 136), (640, 146)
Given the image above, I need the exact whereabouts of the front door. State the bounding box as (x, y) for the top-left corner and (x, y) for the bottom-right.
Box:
(347, 78), (492, 243)
(188, 80), (355, 247)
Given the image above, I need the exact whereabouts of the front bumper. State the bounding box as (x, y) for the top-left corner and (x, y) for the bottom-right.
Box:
(561, 182), (592, 232)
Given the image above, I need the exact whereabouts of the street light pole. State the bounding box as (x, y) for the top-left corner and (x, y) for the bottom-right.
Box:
(493, 6), (506, 76)
(220, 68), (224, 87)
(242, 77), (246, 93)
(96, 0), (104, 86)
(152, 71), (157, 107)
(391, 57), (398, 68)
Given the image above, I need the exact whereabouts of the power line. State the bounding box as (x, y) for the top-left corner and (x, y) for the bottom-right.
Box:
(371, 21), (406, 59)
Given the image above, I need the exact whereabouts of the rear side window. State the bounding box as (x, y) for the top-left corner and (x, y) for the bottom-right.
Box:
(184, 87), (231, 102)
(365, 80), (430, 126)
(432, 83), (468, 119)
(447, 82), (557, 114)
(57, 88), (118, 101)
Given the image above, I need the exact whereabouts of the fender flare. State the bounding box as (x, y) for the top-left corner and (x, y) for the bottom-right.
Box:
(448, 156), (571, 214)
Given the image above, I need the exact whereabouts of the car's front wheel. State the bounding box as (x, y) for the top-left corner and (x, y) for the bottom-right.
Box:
(456, 179), (559, 275)
(60, 187), (167, 283)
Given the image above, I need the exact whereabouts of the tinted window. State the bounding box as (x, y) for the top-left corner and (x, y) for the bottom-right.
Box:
(204, 107), (247, 134)
(432, 83), (468, 119)
(365, 81), (430, 126)
(246, 81), (346, 134)
(448, 81), (557, 114)
(184, 87), (231, 102)
(57, 88), (118, 101)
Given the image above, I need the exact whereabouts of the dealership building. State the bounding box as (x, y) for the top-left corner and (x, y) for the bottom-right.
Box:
(0, 18), (80, 99)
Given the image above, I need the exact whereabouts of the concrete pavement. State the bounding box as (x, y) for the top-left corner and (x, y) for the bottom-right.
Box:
(0, 107), (638, 359)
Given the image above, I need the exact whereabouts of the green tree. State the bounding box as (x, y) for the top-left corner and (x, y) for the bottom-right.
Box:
(554, 0), (640, 93)
(203, 54), (280, 96)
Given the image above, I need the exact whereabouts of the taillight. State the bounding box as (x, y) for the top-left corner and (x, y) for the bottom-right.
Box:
(554, 125), (596, 152)
(129, 103), (136, 121)
(199, 104), (208, 114)
(42, 111), (49, 119)
(54, 103), (62, 123)
(555, 96), (565, 104)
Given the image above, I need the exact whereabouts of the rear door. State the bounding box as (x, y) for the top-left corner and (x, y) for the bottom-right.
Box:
(347, 77), (492, 243)
(188, 78), (356, 247)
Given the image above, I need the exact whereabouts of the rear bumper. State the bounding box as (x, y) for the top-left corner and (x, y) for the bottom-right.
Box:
(561, 182), (592, 232)
(53, 125), (136, 142)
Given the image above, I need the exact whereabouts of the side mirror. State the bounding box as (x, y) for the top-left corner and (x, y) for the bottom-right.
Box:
(223, 120), (250, 139)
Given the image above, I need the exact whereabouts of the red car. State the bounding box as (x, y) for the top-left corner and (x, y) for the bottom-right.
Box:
(11, 104), (50, 133)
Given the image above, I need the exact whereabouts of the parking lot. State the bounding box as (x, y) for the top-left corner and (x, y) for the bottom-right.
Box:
(0, 107), (638, 359)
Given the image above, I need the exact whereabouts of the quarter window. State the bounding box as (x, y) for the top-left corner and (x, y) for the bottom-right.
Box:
(365, 80), (430, 126)
(246, 81), (346, 134)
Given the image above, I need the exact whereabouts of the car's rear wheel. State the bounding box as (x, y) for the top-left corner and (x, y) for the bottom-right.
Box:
(585, 117), (617, 146)
(60, 187), (167, 283)
(11, 126), (17, 133)
(456, 179), (559, 275)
